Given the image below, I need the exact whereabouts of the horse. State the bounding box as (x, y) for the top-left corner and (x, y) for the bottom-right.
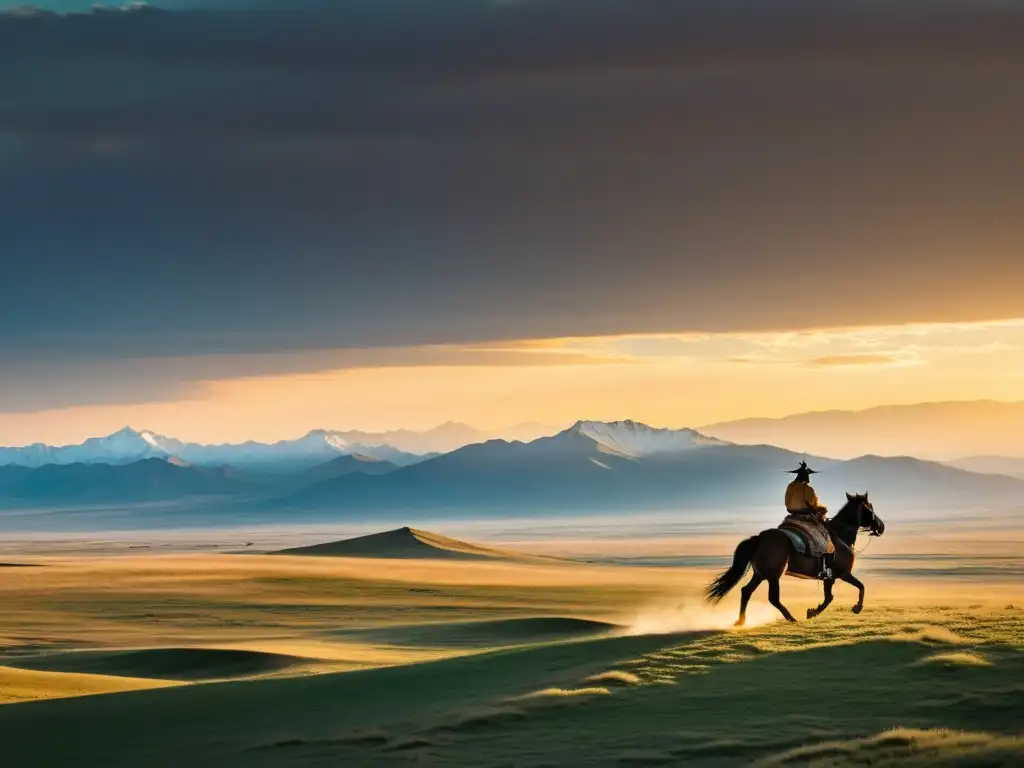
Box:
(703, 493), (885, 625)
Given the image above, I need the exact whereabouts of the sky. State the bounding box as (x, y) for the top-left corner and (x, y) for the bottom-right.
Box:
(2, 1), (1024, 446)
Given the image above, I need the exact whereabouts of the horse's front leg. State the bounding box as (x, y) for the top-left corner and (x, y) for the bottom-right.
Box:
(839, 572), (865, 614)
(807, 579), (834, 619)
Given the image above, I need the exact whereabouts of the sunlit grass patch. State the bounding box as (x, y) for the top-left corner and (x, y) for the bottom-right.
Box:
(608, 605), (1024, 696)
(0, 665), (179, 704)
(911, 651), (992, 669)
(585, 670), (642, 686)
(890, 625), (970, 646)
(758, 727), (1024, 767)
(512, 686), (612, 701)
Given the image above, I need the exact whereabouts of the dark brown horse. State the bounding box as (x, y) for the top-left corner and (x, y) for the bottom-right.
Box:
(704, 493), (885, 625)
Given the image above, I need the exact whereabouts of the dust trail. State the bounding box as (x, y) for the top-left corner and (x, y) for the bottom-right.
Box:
(620, 600), (779, 636)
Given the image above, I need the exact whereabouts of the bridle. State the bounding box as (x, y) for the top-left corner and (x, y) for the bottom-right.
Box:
(832, 500), (881, 554)
(855, 501), (882, 553)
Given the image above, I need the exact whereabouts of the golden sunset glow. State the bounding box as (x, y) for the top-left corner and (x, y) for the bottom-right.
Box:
(3, 318), (1022, 447)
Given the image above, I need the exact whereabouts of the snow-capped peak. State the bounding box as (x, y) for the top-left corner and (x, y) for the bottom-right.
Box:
(567, 419), (729, 457)
(0, 427), (417, 471)
(299, 430), (352, 452)
(139, 430), (163, 448)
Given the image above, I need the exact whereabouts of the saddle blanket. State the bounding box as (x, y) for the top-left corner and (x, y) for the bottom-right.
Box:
(779, 514), (833, 557)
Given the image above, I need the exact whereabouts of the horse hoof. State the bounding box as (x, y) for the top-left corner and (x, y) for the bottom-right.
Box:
(852, 605), (863, 614)
(734, 618), (746, 628)
(806, 608), (817, 619)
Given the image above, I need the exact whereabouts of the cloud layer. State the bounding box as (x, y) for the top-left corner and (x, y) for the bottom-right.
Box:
(3, 1), (1024, 415)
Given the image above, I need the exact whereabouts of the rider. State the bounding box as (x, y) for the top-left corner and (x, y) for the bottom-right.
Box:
(785, 461), (835, 579)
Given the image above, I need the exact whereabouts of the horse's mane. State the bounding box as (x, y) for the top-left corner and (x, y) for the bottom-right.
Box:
(831, 494), (868, 529)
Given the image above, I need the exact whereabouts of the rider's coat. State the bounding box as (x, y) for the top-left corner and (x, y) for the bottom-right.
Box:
(784, 479), (835, 554)
(785, 479), (824, 515)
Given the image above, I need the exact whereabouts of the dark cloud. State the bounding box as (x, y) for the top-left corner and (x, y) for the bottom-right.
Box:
(3, 0), (1024, 375)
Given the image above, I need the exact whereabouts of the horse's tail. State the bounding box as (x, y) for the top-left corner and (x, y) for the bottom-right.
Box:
(704, 534), (760, 605)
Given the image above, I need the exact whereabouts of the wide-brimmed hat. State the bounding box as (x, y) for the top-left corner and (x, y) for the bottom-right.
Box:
(786, 461), (818, 475)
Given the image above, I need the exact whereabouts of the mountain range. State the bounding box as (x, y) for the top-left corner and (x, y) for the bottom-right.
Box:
(271, 419), (1024, 519)
(8, 401), (1021, 477)
(0, 422), (559, 473)
(0, 427), (426, 473)
(0, 418), (1021, 516)
(701, 400), (1024, 461)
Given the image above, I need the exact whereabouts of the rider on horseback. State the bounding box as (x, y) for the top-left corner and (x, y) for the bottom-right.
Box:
(785, 461), (836, 579)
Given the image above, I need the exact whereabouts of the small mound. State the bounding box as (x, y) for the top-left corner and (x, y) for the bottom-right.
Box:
(584, 670), (642, 686)
(9, 647), (314, 682)
(759, 728), (1024, 767)
(912, 651), (992, 669)
(274, 526), (560, 562)
(431, 705), (530, 733)
(0, 666), (178, 705)
(889, 625), (969, 646)
(338, 616), (620, 648)
(511, 686), (612, 701)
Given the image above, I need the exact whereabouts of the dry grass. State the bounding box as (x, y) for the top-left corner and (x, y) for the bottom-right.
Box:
(0, 552), (690, 704)
(758, 727), (1024, 767)
(0, 665), (179, 704)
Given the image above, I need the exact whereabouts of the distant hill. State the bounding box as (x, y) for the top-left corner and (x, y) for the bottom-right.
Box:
(274, 527), (557, 562)
(0, 458), (249, 506)
(297, 454), (399, 485)
(274, 420), (1024, 517)
(701, 400), (1024, 461)
(813, 455), (1024, 501)
(947, 455), (1024, 480)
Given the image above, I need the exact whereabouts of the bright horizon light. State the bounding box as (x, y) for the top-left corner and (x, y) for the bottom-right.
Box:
(1, 317), (1022, 449)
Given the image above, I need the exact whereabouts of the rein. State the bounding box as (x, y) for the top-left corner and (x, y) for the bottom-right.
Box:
(855, 535), (876, 555)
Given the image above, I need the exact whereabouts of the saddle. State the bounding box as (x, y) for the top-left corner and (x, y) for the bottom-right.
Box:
(779, 512), (833, 558)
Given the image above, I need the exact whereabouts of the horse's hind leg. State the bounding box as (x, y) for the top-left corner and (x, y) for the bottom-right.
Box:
(807, 579), (834, 619)
(839, 573), (866, 614)
(734, 573), (764, 627)
(768, 577), (797, 623)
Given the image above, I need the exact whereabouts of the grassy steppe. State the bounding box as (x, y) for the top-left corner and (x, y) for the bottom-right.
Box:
(0, 551), (1019, 766)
